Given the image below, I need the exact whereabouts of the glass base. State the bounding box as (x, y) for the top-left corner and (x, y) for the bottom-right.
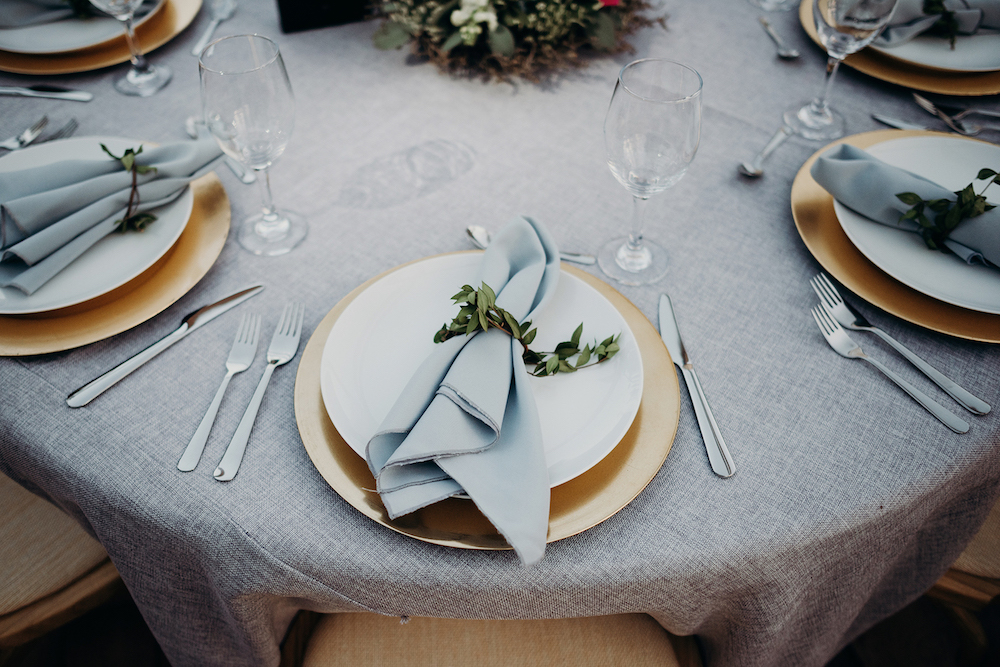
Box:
(238, 209), (308, 256)
(598, 237), (669, 286)
(115, 63), (172, 97)
(783, 100), (846, 141)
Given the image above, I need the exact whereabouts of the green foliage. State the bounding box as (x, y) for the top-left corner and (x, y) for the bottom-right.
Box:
(101, 144), (159, 234)
(434, 281), (620, 377)
(896, 167), (998, 252)
(923, 0), (959, 49)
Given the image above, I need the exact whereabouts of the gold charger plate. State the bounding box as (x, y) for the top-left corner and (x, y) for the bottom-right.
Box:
(294, 254), (681, 550)
(791, 129), (1000, 343)
(0, 172), (230, 356)
(0, 0), (201, 76)
(799, 0), (1000, 96)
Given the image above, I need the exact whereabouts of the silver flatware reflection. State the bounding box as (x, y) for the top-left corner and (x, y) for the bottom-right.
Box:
(178, 312), (261, 472)
(0, 115), (48, 151)
(38, 118), (79, 144)
(214, 302), (305, 482)
(658, 294), (736, 478)
(66, 285), (264, 407)
(811, 304), (969, 433)
(466, 225), (596, 265)
(871, 114), (927, 131)
(913, 93), (1000, 135)
(759, 17), (800, 60)
(0, 85), (92, 102)
(810, 272), (989, 415)
(738, 124), (791, 178)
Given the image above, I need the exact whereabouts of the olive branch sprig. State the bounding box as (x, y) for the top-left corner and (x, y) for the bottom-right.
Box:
(100, 144), (158, 233)
(923, 0), (960, 49)
(433, 282), (620, 377)
(896, 168), (999, 253)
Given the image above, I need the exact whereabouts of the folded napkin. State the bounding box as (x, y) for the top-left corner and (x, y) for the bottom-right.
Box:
(0, 139), (223, 295)
(366, 216), (560, 565)
(875, 0), (1000, 46)
(811, 143), (1000, 266)
(0, 0), (159, 29)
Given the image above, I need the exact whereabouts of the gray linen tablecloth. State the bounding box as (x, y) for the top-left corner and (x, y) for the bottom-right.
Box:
(2, 1), (999, 665)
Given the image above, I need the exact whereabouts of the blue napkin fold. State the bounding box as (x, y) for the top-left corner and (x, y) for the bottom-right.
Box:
(876, 0), (1000, 46)
(0, 139), (223, 295)
(366, 216), (561, 565)
(811, 143), (1000, 267)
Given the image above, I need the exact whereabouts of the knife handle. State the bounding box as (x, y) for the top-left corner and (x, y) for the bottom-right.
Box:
(680, 366), (736, 478)
(0, 87), (93, 102)
(66, 325), (189, 408)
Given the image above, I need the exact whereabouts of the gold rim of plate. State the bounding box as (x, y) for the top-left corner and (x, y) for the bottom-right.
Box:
(293, 253), (681, 550)
(0, 0), (201, 75)
(791, 129), (1000, 343)
(0, 172), (230, 356)
(799, 0), (1000, 96)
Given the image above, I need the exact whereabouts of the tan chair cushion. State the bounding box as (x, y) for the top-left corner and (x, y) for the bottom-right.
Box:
(954, 497), (1000, 579)
(302, 612), (701, 667)
(0, 472), (108, 616)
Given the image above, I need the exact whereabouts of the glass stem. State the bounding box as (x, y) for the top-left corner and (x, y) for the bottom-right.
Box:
(253, 169), (289, 239)
(121, 16), (149, 72)
(627, 195), (649, 251)
(257, 169), (279, 221)
(809, 56), (842, 117)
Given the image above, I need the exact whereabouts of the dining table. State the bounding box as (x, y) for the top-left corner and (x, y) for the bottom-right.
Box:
(1, 0), (999, 665)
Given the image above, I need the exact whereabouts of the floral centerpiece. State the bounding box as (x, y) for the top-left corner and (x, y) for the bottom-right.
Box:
(372, 0), (664, 81)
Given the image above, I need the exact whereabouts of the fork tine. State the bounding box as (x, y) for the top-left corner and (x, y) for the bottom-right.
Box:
(811, 306), (828, 336)
(249, 313), (261, 345)
(28, 115), (48, 134)
(813, 273), (842, 308)
(291, 302), (304, 338)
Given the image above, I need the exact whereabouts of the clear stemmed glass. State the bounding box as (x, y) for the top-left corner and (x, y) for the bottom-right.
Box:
(747, 0), (798, 11)
(88, 0), (171, 96)
(600, 59), (702, 286)
(199, 34), (307, 256)
(784, 0), (899, 140)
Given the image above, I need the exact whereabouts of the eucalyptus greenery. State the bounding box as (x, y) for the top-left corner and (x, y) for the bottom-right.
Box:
(65, 0), (94, 19)
(434, 282), (620, 377)
(923, 0), (959, 49)
(101, 144), (158, 233)
(896, 167), (999, 253)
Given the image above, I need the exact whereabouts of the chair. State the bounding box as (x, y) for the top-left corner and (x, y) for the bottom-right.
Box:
(296, 611), (702, 667)
(0, 471), (122, 649)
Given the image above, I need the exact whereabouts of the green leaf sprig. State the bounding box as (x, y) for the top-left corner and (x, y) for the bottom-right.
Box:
(65, 0), (94, 19)
(896, 168), (999, 253)
(923, 0), (959, 49)
(433, 282), (620, 377)
(101, 144), (158, 233)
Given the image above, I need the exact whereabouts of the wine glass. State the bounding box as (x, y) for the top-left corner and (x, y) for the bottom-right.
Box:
(784, 0), (899, 140)
(88, 0), (171, 96)
(600, 59), (702, 286)
(747, 0), (798, 11)
(199, 34), (307, 256)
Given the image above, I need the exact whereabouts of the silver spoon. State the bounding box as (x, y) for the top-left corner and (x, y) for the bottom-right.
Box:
(466, 225), (596, 265)
(739, 125), (792, 178)
(190, 0), (236, 57)
(759, 17), (800, 60)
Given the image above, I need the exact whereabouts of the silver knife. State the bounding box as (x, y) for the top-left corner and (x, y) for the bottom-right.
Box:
(66, 285), (264, 407)
(0, 85), (93, 102)
(658, 294), (736, 478)
(871, 113), (928, 131)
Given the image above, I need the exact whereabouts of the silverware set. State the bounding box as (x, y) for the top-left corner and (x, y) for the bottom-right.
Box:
(912, 93), (1000, 136)
(176, 302), (305, 481)
(809, 272), (990, 433)
(0, 116), (79, 153)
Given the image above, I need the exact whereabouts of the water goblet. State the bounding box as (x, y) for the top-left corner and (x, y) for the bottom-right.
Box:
(747, 0), (799, 11)
(88, 0), (171, 96)
(600, 59), (702, 286)
(784, 0), (899, 140)
(199, 34), (307, 256)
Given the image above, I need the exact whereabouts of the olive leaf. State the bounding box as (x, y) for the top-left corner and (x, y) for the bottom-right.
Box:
(101, 144), (159, 234)
(896, 166), (997, 254)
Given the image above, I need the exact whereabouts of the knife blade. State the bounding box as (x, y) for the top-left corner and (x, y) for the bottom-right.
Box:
(0, 85), (93, 102)
(871, 113), (927, 131)
(658, 294), (736, 478)
(66, 285), (264, 407)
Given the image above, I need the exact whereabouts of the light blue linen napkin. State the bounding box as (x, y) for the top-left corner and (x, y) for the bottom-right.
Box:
(366, 216), (560, 565)
(811, 143), (1000, 267)
(876, 0), (1000, 46)
(0, 139), (223, 295)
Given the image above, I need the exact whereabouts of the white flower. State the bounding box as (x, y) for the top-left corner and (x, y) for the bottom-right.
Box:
(472, 9), (498, 31)
(451, 0), (495, 27)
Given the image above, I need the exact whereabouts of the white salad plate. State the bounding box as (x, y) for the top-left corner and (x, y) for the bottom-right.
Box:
(834, 135), (1000, 315)
(0, 0), (163, 55)
(320, 253), (645, 488)
(0, 136), (193, 315)
(872, 32), (1000, 73)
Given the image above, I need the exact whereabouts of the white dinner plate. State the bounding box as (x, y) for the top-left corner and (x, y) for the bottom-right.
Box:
(0, 0), (163, 55)
(319, 253), (644, 488)
(0, 136), (193, 315)
(834, 135), (1000, 314)
(871, 32), (1000, 73)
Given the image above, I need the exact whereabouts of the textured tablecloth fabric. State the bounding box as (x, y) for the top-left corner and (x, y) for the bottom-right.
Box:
(1, 1), (999, 666)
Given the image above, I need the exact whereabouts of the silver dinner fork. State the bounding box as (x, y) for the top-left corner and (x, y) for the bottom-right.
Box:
(214, 302), (305, 482)
(810, 272), (990, 415)
(811, 304), (969, 433)
(0, 115), (48, 151)
(178, 312), (261, 472)
(38, 118), (78, 144)
(912, 93), (1000, 135)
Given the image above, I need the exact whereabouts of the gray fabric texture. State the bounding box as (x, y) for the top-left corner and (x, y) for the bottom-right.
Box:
(1, 1), (999, 666)
(876, 0), (1000, 46)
